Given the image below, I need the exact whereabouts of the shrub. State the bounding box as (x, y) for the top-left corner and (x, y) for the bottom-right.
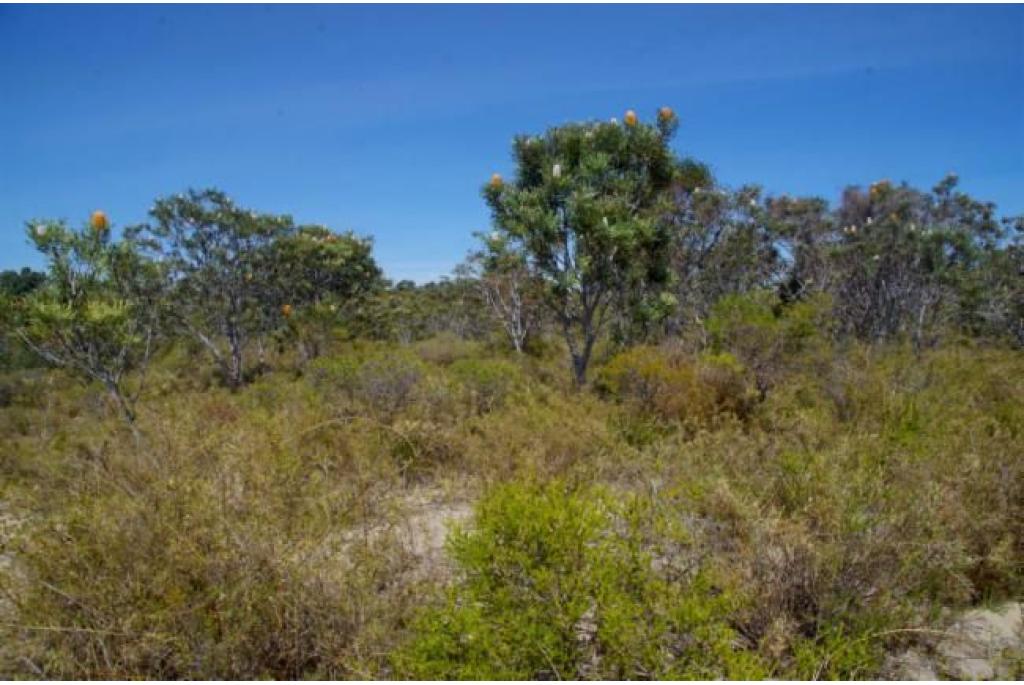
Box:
(412, 333), (483, 366)
(308, 349), (426, 421)
(458, 389), (626, 482)
(597, 346), (754, 427)
(448, 357), (522, 414)
(0, 390), (418, 679)
(706, 291), (831, 398)
(3, 335), (1022, 680)
(597, 346), (709, 423)
(393, 480), (766, 679)
(698, 351), (758, 420)
(355, 355), (424, 419)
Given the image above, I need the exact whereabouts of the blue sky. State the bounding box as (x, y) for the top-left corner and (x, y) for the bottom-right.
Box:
(2, 4), (1021, 282)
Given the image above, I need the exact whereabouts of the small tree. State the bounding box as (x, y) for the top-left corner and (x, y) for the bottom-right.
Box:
(131, 189), (295, 388)
(14, 214), (162, 423)
(829, 176), (1003, 346)
(465, 233), (542, 354)
(484, 108), (690, 385)
(973, 216), (1023, 347)
(658, 184), (782, 342)
(767, 195), (837, 303)
(269, 225), (382, 361)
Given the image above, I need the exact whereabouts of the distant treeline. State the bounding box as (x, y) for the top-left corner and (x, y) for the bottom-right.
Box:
(2, 109), (1021, 418)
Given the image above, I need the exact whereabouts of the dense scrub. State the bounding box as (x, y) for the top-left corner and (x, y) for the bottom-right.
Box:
(1, 333), (1020, 678)
(1, 109), (1021, 678)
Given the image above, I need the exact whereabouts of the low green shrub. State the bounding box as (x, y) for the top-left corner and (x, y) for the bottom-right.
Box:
(597, 346), (755, 427)
(448, 357), (523, 414)
(393, 481), (767, 679)
(412, 333), (484, 366)
(597, 346), (710, 422)
(706, 291), (832, 396)
(308, 349), (427, 420)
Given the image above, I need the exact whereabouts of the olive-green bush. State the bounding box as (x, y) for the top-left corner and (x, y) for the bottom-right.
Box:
(394, 480), (767, 679)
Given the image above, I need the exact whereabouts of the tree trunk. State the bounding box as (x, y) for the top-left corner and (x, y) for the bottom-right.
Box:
(227, 328), (244, 390)
(106, 381), (136, 425)
(572, 353), (588, 388)
(570, 334), (596, 389)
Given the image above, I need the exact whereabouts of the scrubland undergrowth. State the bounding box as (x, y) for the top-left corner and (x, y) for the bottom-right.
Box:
(1, 333), (1020, 679)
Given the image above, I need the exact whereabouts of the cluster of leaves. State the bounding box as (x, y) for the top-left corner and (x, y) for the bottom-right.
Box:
(596, 346), (755, 431)
(9, 109), (1022, 422)
(0, 269), (47, 370)
(2, 106), (1022, 680)
(783, 175), (1017, 346)
(347, 277), (491, 344)
(0, 267), (45, 297)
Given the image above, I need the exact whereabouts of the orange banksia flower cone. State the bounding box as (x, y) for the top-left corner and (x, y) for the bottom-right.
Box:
(90, 210), (109, 232)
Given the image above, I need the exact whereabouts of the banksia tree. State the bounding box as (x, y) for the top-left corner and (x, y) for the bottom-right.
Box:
(268, 225), (382, 361)
(15, 216), (163, 424)
(129, 189), (295, 389)
(483, 108), (698, 385)
(828, 175), (1003, 345)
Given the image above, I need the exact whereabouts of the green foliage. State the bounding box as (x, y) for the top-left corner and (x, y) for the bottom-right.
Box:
(11, 217), (162, 422)
(349, 277), (491, 344)
(0, 379), (416, 678)
(4, 110), (1024, 681)
(448, 357), (522, 414)
(411, 332), (485, 366)
(598, 346), (710, 422)
(2, 340), (1022, 678)
(269, 226), (383, 361)
(394, 481), (766, 679)
(597, 345), (754, 427)
(271, 225), (382, 305)
(0, 267), (46, 297)
(309, 348), (427, 421)
(658, 184), (782, 342)
(788, 621), (887, 680)
(131, 189), (299, 388)
(483, 108), (704, 385)
(706, 290), (831, 396)
(827, 175), (1010, 344)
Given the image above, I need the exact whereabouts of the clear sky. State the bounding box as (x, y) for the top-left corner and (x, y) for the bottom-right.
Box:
(2, 4), (1021, 282)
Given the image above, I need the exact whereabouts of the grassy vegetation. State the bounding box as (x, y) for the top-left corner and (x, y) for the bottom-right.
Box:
(1, 326), (1020, 678)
